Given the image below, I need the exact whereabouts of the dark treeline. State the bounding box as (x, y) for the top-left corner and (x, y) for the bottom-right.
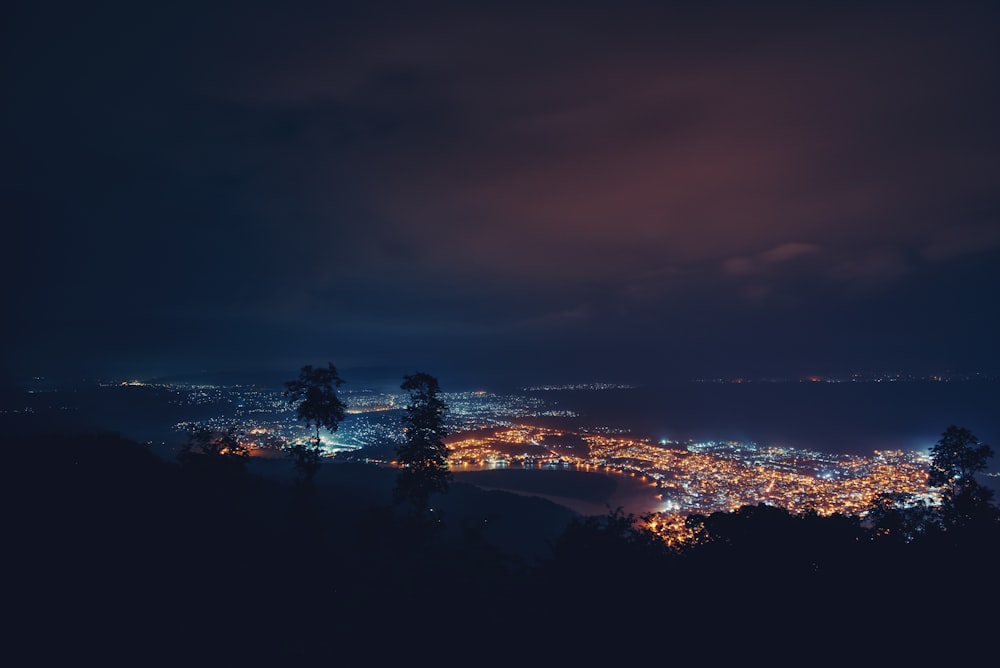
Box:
(9, 418), (999, 663)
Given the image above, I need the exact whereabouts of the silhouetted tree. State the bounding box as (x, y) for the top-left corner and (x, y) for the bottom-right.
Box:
(545, 506), (669, 575)
(393, 372), (451, 519)
(177, 425), (249, 478)
(927, 425), (997, 529)
(682, 502), (865, 586)
(865, 491), (935, 543)
(283, 363), (346, 481)
(532, 506), (675, 632)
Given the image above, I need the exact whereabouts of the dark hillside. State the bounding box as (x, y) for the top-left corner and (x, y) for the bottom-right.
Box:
(7, 431), (583, 661)
(7, 430), (998, 665)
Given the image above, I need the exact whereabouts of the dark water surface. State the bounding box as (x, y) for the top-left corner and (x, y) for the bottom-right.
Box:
(531, 379), (1000, 457)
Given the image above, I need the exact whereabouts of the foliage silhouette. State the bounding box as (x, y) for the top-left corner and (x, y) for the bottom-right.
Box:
(541, 505), (670, 580)
(683, 502), (865, 581)
(927, 425), (997, 530)
(864, 491), (935, 543)
(177, 424), (249, 478)
(283, 363), (346, 481)
(393, 372), (451, 520)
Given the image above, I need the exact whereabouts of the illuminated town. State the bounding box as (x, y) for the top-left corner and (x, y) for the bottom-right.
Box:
(441, 424), (934, 544)
(90, 380), (936, 543)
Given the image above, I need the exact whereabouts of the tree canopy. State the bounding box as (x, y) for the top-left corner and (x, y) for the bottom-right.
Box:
(393, 372), (451, 518)
(283, 363), (346, 480)
(927, 425), (997, 529)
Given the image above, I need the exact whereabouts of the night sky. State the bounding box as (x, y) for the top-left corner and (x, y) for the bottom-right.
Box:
(4, 1), (999, 388)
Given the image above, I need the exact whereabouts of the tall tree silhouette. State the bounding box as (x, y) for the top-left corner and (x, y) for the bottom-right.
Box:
(927, 425), (997, 529)
(283, 363), (346, 481)
(393, 372), (451, 518)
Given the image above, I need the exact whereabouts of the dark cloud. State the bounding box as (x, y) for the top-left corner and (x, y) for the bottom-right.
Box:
(3, 1), (999, 385)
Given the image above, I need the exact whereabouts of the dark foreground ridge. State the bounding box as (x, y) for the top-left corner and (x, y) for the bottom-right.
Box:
(9, 431), (999, 664)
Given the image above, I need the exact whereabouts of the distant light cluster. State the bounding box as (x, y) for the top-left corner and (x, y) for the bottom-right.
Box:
(442, 390), (578, 429)
(445, 429), (935, 530)
(693, 370), (996, 384)
(520, 382), (636, 391)
(164, 385), (579, 457)
(89, 381), (939, 540)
